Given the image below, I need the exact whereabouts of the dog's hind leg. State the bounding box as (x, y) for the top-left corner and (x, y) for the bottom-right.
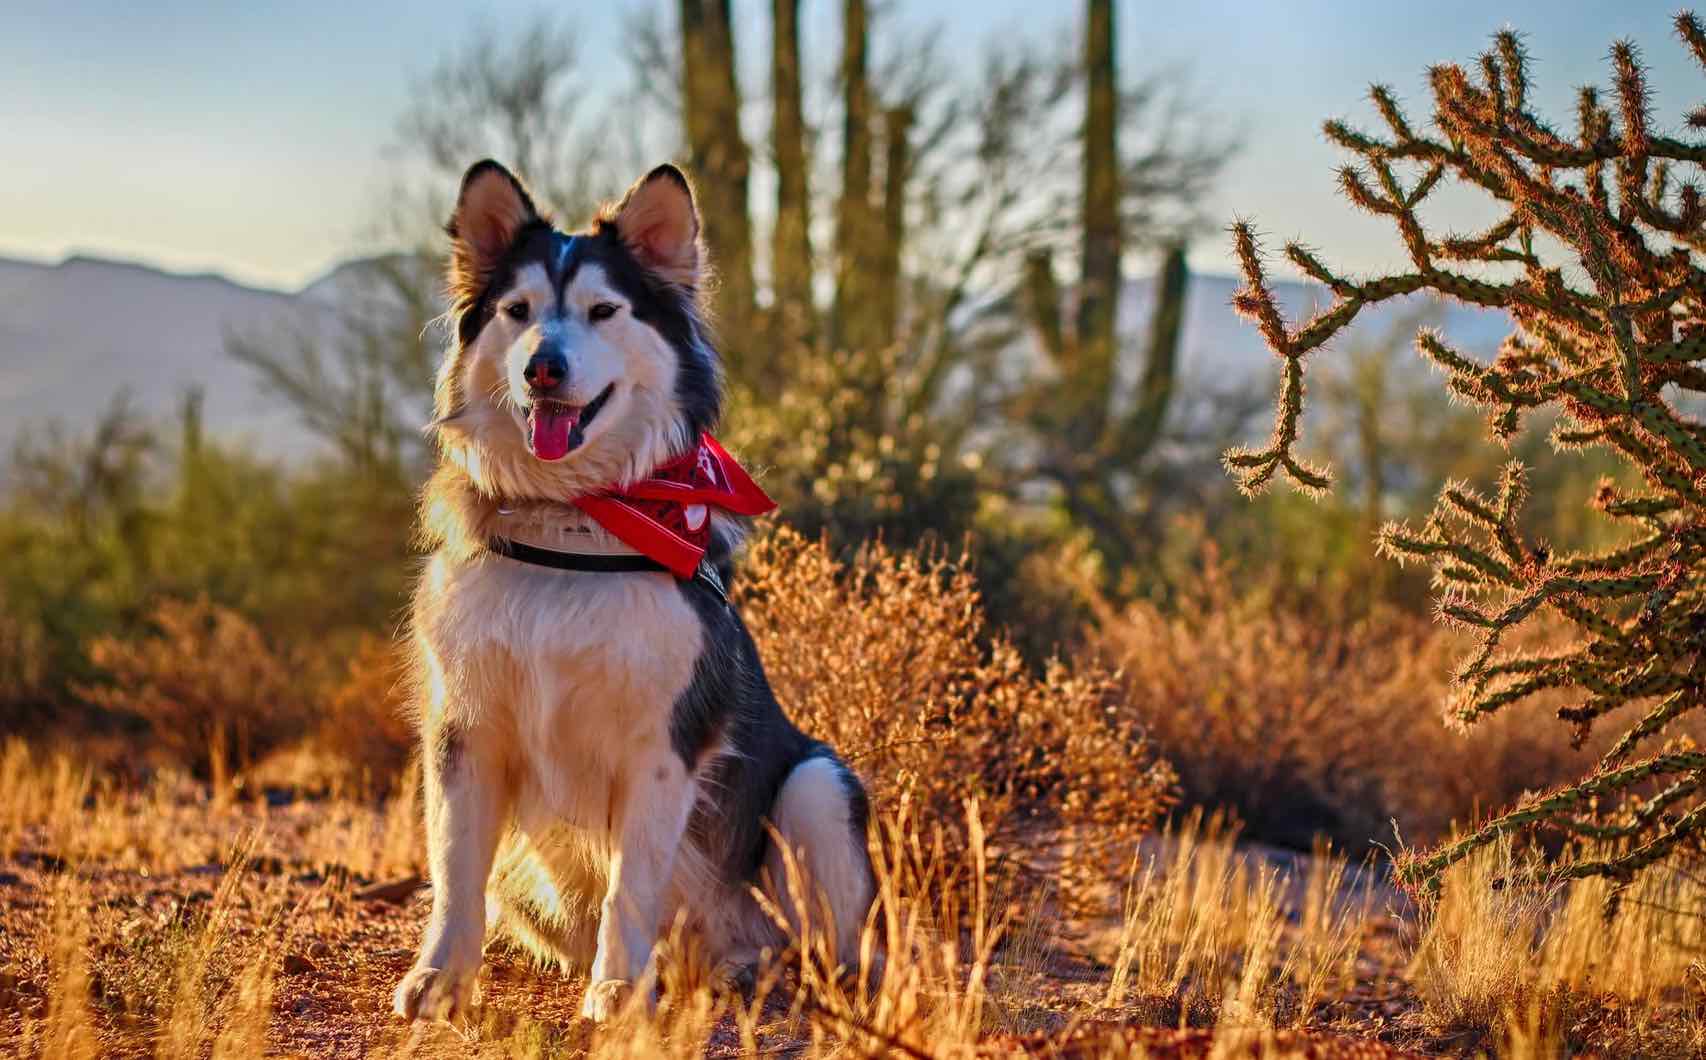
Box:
(764, 753), (875, 972)
(487, 830), (600, 973)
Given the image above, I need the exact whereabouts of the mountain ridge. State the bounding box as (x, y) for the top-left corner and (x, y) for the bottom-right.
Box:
(0, 252), (1511, 467)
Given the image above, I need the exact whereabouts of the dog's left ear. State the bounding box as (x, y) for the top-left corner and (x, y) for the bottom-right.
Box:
(606, 164), (701, 286)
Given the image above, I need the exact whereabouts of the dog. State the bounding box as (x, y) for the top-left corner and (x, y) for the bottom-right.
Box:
(393, 160), (875, 1023)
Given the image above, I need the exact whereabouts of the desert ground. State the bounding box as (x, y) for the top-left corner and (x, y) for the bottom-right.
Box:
(2, 730), (1701, 1058)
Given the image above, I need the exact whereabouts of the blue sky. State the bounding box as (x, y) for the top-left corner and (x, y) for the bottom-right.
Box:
(0, 1), (1694, 289)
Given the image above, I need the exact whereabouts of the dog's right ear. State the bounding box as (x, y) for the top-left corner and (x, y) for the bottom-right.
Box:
(446, 160), (540, 301)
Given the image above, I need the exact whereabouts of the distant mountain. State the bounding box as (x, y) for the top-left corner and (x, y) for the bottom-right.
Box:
(1121, 271), (1510, 390)
(0, 255), (332, 463)
(0, 253), (1513, 470)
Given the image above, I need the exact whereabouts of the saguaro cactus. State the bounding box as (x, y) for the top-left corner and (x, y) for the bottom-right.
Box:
(1078, 0), (1122, 435)
(769, 0), (816, 355)
(830, 0), (878, 355)
(1023, 241), (1188, 569)
(1227, 15), (1706, 887)
(679, 0), (756, 358)
(1017, 0), (1189, 568)
(872, 102), (914, 351)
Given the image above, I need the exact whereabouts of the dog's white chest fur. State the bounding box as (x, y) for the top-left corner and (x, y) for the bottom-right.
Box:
(416, 553), (703, 827)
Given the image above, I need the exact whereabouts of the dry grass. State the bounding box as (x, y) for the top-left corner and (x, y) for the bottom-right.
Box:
(1101, 812), (1372, 1030)
(0, 750), (1415, 1059)
(9, 531), (1705, 1056)
(1408, 840), (1706, 1057)
(4, 745), (1705, 1056)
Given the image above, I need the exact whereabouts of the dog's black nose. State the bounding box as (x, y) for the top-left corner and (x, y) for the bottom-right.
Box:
(524, 351), (567, 391)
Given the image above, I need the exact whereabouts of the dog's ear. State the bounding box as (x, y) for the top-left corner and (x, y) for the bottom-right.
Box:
(606, 164), (701, 286)
(446, 160), (540, 300)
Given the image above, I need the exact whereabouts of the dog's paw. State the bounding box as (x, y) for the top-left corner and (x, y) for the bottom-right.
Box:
(579, 978), (633, 1022)
(710, 959), (757, 997)
(393, 964), (477, 1022)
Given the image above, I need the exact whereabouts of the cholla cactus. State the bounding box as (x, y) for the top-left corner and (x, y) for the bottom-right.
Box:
(1227, 15), (1706, 888)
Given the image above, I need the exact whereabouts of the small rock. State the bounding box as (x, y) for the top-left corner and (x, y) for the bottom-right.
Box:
(18, 851), (67, 873)
(245, 855), (286, 876)
(283, 953), (316, 976)
(0, 872), (21, 886)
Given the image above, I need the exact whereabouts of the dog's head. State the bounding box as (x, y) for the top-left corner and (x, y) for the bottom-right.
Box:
(430, 160), (720, 498)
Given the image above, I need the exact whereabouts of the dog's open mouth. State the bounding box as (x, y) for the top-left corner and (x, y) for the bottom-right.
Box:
(527, 384), (615, 461)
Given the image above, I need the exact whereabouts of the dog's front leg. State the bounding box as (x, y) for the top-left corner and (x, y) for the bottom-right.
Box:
(582, 751), (697, 1022)
(394, 727), (509, 1023)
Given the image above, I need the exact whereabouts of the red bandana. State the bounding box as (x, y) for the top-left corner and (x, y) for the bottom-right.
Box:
(571, 434), (776, 578)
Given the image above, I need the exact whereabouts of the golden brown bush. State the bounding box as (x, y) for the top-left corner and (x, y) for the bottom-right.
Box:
(736, 525), (1176, 902)
(78, 597), (310, 781)
(1091, 555), (1603, 852)
(316, 633), (417, 791)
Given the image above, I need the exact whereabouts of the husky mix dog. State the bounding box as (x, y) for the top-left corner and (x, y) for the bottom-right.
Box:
(394, 160), (874, 1023)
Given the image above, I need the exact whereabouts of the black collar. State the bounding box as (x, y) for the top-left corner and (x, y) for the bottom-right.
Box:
(486, 537), (727, 602)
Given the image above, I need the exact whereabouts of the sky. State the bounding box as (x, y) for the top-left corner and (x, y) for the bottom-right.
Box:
(0, 1), (1697, 290)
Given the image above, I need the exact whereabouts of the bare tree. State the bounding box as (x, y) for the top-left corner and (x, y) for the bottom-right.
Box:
(388, 16), (626, 238)
(233, 16), (636, 472)
(226, 256), (439, 471)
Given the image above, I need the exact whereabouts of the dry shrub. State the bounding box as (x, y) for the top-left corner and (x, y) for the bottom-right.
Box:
(737, 525), (1175, 903)
(1092, 556), (1607, 852)
(78, 597), (309, 781)
(315, 633), (415, 791)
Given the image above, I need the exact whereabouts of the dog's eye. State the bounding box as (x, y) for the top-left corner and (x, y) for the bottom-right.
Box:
(588, 302), (619, 323)
(504, 302), (530, 322)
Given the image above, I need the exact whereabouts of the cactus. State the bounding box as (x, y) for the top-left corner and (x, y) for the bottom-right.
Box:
(1023, 241), (1188, 569)
(768, 0), (815, 354)
(1012, 0), (1192, 569)
(829, 0), (878, 355)
(678, 0), (755, 359)
(1077, 0), (1121, 438)
(1227, 15), (1706, 888)
(872, 102), (914, 351)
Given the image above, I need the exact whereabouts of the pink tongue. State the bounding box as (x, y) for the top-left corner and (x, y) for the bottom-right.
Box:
(529, 404), (579, 461)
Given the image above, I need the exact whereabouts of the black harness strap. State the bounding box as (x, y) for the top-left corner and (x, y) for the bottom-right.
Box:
(486, 537), (727, 602)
